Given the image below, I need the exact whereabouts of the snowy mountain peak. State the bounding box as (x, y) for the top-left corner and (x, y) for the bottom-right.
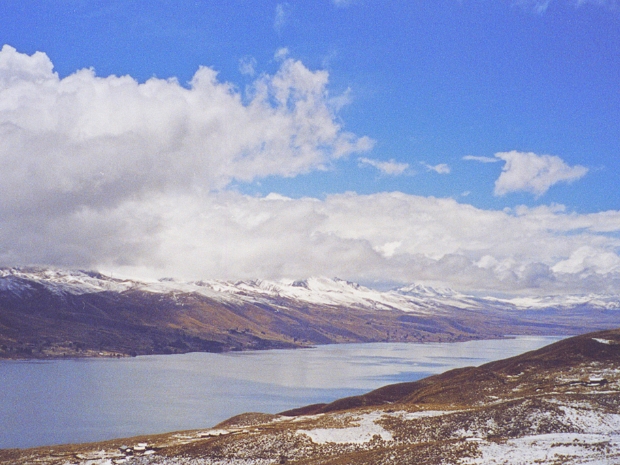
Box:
(0, 267), (136, 296)
(396, 283), (460, 298)
(193, 276), (408, 311)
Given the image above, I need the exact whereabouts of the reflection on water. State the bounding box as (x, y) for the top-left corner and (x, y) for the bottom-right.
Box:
(0, 336), (562, 449)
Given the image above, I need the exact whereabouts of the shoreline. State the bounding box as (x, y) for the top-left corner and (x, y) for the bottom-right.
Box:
(0, 332), (522, 362)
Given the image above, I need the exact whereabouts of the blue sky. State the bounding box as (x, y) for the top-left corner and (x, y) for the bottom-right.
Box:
(0, 1), (619, 294)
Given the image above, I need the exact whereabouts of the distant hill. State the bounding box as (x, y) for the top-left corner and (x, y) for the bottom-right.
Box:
(3, 328), (619, 464)
(1, 267), (620, 359)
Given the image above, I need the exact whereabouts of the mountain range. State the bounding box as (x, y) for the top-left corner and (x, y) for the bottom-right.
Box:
(1, 267), (620, 358)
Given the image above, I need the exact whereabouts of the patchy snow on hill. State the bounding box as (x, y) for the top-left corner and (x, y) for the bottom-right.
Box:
(460, 432), (620, 465)
(458, 397), (620, 465)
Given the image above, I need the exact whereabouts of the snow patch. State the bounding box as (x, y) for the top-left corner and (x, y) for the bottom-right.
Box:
(558, 405), (620, 434)
(297, 412), (393, 444)
(389, 410), (451, 420)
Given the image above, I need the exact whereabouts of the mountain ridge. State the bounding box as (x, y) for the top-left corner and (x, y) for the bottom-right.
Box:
(1, 267), (620, 359)
(3, 266), (620, 311)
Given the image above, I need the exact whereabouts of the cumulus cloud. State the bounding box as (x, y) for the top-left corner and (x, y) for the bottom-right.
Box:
(422, 162), (451, 174)
(358, 157), (409, 176)
(0, 45), (371, 265)
(494, 151), (588, 197)
(551, 246), (620, 274)
(0, 45), (371, 203)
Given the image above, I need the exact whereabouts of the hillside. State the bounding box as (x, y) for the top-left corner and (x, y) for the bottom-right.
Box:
(1, 267), (620, 359)
(2, 328), (619, 464)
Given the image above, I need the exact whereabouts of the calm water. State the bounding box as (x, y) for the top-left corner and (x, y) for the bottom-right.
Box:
(0, 336), (562, 449)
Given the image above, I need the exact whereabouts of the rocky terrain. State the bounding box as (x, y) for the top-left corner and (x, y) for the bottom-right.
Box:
(2, 328), (619, 464)
(1, 267), (620, 359)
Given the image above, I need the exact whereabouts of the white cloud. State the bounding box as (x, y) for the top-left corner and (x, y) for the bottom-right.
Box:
(274, 47), (290, 60)
(551, 246), (620, 274)
(359, 157), (409, 176)
(463, 155), (500, 163)
(106, 191), (620, 295)
(328, 87), (352, 111)
(274, 3), (290, 33)
(238, 56), (257, 76)
(0, 45), (371, 267)
(422, 162), (451, 174)
(494, 151), (588, 197)
(513, 0), (548, 13)
(534, 0), (552, 13)
(0, 45), (371, 199)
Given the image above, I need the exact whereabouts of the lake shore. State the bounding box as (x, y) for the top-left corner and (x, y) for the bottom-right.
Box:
(0, 336), (564, 450)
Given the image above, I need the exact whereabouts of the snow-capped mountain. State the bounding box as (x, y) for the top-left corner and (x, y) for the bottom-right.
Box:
(1, 267), (619, 360)
(0, 268), (135, 296)
(1, 267), (619, 313)
(488, 293), (620, 311)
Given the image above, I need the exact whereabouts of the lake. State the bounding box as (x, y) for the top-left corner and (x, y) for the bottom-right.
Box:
(0, 336), (562, 449)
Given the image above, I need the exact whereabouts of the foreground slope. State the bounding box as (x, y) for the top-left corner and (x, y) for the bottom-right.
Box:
(3, 328), (619, 464)
(2, 267), (620, 359)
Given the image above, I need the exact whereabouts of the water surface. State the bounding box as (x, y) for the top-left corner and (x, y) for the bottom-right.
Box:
(0, 336), (562, 449)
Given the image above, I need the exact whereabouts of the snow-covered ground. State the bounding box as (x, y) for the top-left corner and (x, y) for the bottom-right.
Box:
(297, 411), (393, 444)
(459, 433), (620, 465)
(47, 401), (620, 465)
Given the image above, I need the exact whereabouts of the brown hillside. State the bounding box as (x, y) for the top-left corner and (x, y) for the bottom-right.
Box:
(0, 282), (496, 359)
(282, 328), (620, 415)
